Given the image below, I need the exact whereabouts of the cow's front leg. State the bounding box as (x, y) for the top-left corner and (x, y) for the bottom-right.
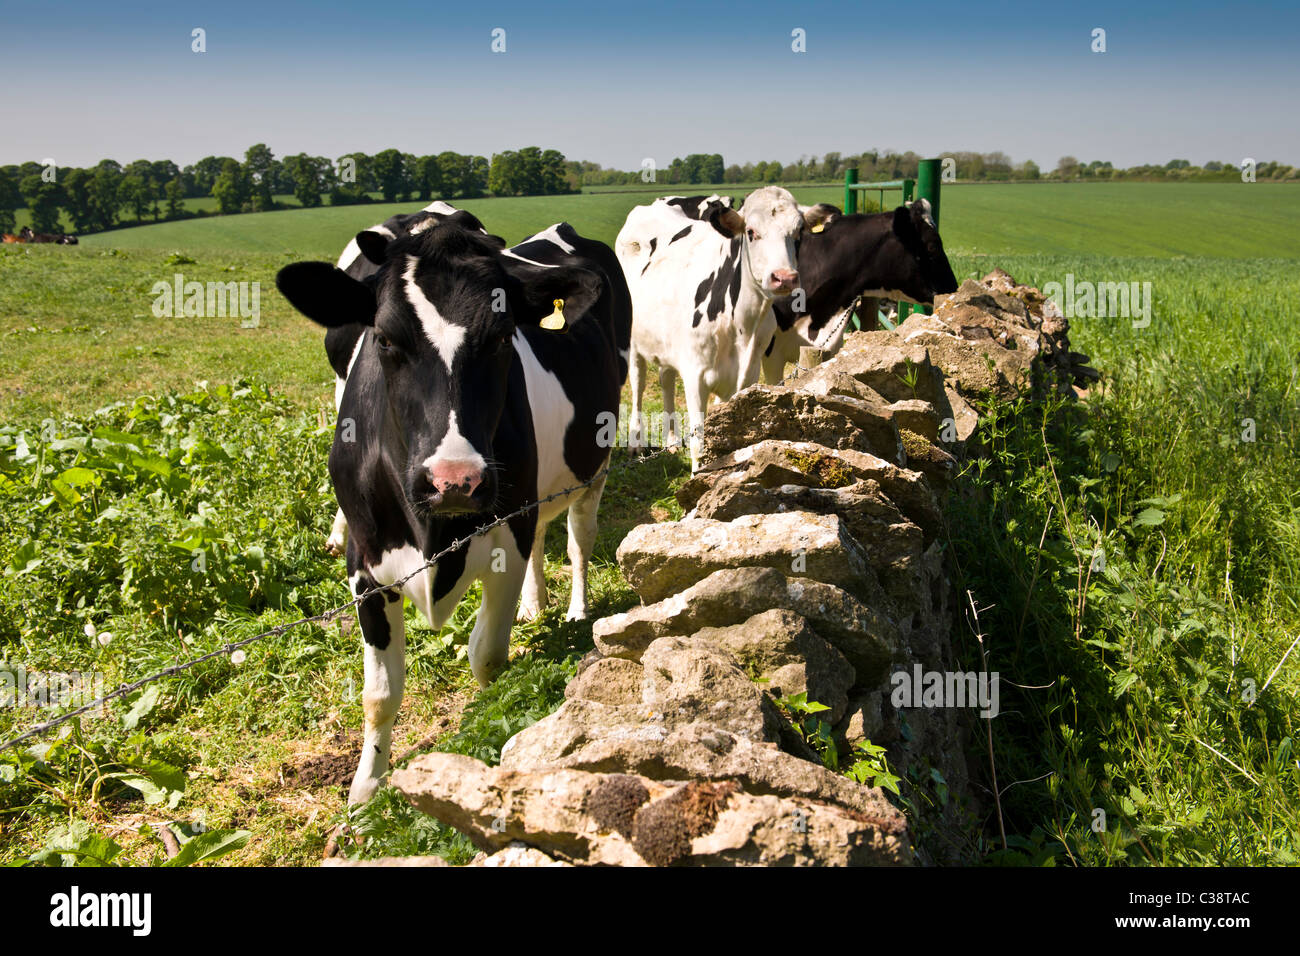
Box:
(470, 536), (528, 686)
(565, 467), (607, 621)
(628, 350), (648, 451)
(326, 507), (348, 556)
(682, 374), (711, 472)
(348, 579), (406, 806)
(760, 334), (786, 384)
(658, 365), (681, 450)
(516, 518), (549, 621)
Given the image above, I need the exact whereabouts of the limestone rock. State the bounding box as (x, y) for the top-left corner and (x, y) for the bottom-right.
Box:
(639, 634), (783, 741)
(499, 698), (900, 825)
(690, 608), (855, 724)
(677, 440), (941, 544)
(616, 511), (879, 606)
(391, 752), (909, 866)
(592, 565), (900, 683)
(693, 384), (903, 467)
(564, 656), (644, 706)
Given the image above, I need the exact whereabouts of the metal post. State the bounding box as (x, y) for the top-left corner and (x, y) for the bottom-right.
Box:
(844, 167), (858, 214)
(916, 158), (941, 226)
(900, 160), (943, 320)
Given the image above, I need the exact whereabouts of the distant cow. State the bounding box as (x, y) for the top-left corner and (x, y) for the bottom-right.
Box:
(762, 199), (958, 382)
(616, 187), (832, 468)
(13, 226), (79, 244)
(277, 216), (631, 804)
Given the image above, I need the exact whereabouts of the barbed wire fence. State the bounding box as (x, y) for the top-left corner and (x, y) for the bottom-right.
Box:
(0, 364), (821, 755)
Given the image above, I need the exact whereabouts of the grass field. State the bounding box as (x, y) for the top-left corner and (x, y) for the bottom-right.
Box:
(1, 182), (1297, 866)
(65, 182), (1300, 258)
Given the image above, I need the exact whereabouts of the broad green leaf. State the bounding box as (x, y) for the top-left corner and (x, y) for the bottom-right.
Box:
(122, 685), (161, 731)
(162, 829), (251, 867)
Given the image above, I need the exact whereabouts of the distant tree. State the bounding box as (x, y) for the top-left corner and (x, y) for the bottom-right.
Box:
(150, 160), (180, 188)
(416, 154), (441, 199)
(1055, 155), (1080, 179)
(283, 154), (331, 207)
(465, 156), (489, 197)
(436, 152), (465, 197)
(0, 167), (22, 233)
(331, 152), (374, 204)
(540, 149), (568, 193)
(119, 173), (152, 222)
(1017, 160), (1041, 180)
(373, 149), (408, 202)
(19, 174), (64, 233)
(88, 161), (123, 230)
(189, 156), (232, 198)
(489, 150), (522, 196)
(245, 143), (276, 211)
(399, 152), (419, 200)
(165, 176), (186, 218)
(212, 158), (250, 213)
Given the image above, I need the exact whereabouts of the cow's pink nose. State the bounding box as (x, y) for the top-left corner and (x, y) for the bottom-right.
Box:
(429, 461), (483, 497)
(770, 269), (799, 290)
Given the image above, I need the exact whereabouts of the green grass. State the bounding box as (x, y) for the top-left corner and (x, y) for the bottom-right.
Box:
(1, 184), (1297, 865)
(939, 252), (1300, 864)
(70, 182), (1300, 259)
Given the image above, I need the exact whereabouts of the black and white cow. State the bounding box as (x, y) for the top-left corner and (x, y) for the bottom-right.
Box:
(276, 217), (631, 804)
(616, 187), (833, 468)
(762, 198), (958, 382)
(323, 201), (501, 555)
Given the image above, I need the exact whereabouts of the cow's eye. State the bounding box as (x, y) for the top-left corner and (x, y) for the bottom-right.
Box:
(746, 228), (758, 241)
(375, 333), (393, 351)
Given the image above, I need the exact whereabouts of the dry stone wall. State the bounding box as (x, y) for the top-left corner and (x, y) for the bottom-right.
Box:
(343, 270), (1095, 867)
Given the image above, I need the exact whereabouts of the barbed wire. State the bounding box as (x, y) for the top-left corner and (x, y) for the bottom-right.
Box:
(0, 363), (822, 754)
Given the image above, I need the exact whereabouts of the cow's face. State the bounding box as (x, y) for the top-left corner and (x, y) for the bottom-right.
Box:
(278, 228), (527, 517)
(890, 200), (958, 304)
(279, 225), (599, 519)
(371, 235), (518, 515)
(725, 187), (834, 297)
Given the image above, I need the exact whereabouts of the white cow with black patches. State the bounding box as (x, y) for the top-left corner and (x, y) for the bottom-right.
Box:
(616, 187), (832, 469)
(277, 218), (630, 805)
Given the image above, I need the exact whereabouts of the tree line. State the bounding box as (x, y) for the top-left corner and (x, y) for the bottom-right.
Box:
(0, 144), (583, 235)
(580, 150), (1299, 187)
(2, 145), (1294, 236)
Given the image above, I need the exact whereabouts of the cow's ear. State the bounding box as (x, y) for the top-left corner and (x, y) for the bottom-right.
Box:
(505, 263), (604, 330)
(484, 233), (508, 250)
(892, 205), (919, 241)
(803, 203), (838, 233)
(356, 230), (391, 266)
(276, 262), (376, 328)
(716, 208), (746, 238)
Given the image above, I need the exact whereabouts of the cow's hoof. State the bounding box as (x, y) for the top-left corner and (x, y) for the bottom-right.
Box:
(564, 608), (588, 623)
(516, 602), (541, 622)
(325, 535), (346, 557)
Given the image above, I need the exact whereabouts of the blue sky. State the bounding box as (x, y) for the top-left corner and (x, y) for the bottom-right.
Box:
(2, 0), (1297, 169)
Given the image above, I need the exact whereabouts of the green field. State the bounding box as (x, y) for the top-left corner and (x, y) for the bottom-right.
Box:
(68, 182), (1300, 259)
(1, 182), (1297, 866)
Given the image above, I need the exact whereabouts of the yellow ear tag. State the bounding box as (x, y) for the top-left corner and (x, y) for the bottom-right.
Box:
(811, 223), (826, 234)
(540, 298), (566, 331)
